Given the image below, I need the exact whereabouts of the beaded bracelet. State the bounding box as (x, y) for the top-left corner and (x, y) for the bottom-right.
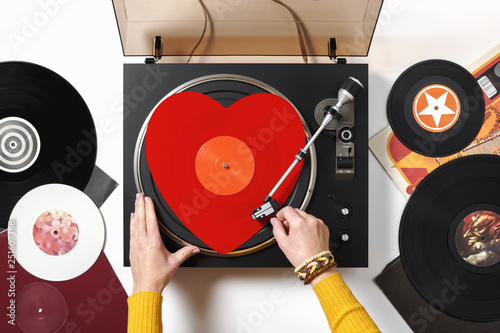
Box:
(294, 250), (331, 274)
(303, 261), (337, 285)
(295, 252), (336, 284)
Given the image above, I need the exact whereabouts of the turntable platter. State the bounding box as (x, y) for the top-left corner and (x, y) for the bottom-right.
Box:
(135, 75), (315, 255)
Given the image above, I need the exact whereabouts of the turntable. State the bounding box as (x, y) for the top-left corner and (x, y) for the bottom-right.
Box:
(114, 0), (382, 267)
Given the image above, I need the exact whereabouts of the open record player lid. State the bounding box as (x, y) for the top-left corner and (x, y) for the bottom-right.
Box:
(112, 0), (383, 58)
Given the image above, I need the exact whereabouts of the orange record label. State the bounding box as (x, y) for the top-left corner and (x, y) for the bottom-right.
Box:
(413, 84), (461, 132)
(195, 136), (255, 196)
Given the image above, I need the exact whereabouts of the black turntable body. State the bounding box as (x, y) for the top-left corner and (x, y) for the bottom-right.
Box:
(123, 63), (369, 267)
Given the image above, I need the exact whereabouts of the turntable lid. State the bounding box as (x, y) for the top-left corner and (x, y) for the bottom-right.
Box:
(112, 0), (383, 58)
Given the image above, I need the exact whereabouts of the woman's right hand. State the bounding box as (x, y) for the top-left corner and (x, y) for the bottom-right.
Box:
(271, 206), (335, 285)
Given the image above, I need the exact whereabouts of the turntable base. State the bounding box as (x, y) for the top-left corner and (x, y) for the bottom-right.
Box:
(123, 63), (368, 267)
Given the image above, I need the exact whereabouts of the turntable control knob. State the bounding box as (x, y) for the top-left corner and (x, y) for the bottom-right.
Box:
(339, 128), (353, 143)
(337, 204), (352, 218)
(337, 230), (352, 244)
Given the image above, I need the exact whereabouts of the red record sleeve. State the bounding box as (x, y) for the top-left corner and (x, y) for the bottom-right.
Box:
(0, 230), (128, 333)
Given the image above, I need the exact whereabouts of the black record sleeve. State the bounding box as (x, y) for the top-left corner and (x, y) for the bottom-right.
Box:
(375, 256), (500, 332)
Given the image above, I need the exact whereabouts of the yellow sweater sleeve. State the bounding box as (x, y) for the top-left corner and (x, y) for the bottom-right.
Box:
(313, 272), (380, 333)
(127, 292), (163, 333)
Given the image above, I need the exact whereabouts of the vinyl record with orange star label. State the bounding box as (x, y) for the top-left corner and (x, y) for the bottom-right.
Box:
(388, 60), (485, 157)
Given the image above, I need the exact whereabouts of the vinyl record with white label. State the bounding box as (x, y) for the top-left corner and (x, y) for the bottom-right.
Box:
(0, 61), (97, 229)
(9, 184), (105, 281)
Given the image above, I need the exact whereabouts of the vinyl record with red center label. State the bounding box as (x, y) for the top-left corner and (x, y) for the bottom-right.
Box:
(388, 60), (485, 157)
(145, 91), (305, 254)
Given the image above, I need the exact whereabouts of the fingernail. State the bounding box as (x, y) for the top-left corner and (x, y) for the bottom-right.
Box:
(270, 218), (276, 226)
(192, 248), (200, 254)
(135, 193), (140, 204)
(131, 212), (134, 219)
(145, 196), (150, 204)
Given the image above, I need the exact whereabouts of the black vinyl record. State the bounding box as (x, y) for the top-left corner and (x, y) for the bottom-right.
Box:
(388, 60), (485, 157)
(0, 62), (97, 228)
(400, 155), (500, 322)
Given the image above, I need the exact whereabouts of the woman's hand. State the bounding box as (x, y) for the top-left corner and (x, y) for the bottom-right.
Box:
(130, 193), (200, 294)
(271, 206), (335, 286)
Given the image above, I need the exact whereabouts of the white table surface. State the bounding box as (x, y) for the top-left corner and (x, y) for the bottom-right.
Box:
(1, 1), (499, 332)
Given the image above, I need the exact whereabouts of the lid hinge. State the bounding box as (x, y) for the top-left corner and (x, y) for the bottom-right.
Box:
(328, 38), (346, 64)
(145, 36), (163, 64)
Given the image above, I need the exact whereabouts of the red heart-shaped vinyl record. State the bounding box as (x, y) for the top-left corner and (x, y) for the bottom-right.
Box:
(145, 92), (305, 254)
